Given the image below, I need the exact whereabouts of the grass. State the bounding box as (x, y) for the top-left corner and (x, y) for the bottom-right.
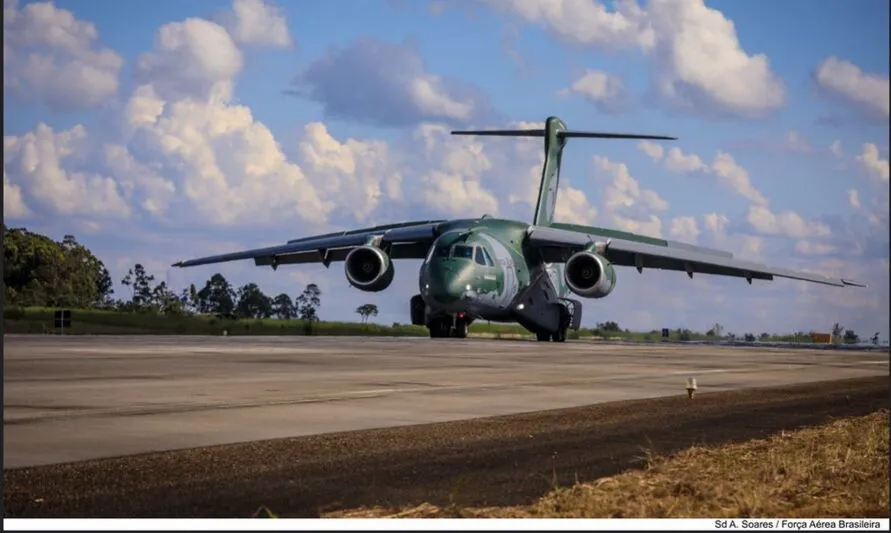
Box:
(323, 409), (890, 518)
(4, 306), (822, 343)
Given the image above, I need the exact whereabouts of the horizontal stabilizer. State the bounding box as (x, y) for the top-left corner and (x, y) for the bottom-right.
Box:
(451, 128), (676, 141)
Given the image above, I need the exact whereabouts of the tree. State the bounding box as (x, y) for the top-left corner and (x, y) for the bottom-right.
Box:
(295, 283), (322, 322)
(871, 332), (880, 345)
(3, 227), (110, 308)
(356, 303), (379, 324)
(831, 322), (844, 342)
(121, 264), (156, 309)
(272, 293), (295, 319)
(596, 320), (621, 332)
(179, 284), (200, 314)
(196, 273), (236, 315)
(235, 283), (273, 319)
(706, 322), (724, 338)
(759, 332), (770, 341)
(843, 329), (859, 344)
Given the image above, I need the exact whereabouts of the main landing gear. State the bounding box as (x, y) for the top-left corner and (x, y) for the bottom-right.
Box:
(428, 313), (468, 338)
(536, 304), (571, 343)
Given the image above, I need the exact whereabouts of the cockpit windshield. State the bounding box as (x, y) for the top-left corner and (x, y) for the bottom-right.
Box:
(433, 245), (450, 258)
(452, 245), (474, 259)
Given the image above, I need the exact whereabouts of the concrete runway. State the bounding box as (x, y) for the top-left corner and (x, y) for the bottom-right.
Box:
(4, 335), (888, 469)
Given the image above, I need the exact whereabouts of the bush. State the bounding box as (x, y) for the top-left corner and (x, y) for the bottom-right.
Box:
(5, 306), (26, 320)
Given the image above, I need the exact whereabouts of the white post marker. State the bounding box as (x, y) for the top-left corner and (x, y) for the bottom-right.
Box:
(686, 377), (697, 399)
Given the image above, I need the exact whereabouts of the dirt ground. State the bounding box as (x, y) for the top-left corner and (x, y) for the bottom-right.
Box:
(4, 375), (887, 518)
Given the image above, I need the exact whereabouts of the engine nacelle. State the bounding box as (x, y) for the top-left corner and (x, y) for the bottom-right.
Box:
(344, 246), (395, 292)
(564, 251), (616, 299)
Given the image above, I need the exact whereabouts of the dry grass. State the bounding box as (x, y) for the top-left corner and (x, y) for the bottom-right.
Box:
(325, 409), (889, 519)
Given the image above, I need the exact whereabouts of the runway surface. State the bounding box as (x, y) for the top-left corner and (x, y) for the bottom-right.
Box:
(4, 335), (888, 469)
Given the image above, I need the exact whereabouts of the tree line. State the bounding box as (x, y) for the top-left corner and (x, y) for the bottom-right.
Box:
(3, 227), (322, 321)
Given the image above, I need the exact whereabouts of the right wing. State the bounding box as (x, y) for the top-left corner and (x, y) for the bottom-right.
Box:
(172, 220), (445, 269)
(527, 223), (864, 288)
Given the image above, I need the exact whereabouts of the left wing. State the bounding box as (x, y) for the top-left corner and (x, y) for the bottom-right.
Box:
(527, 224), (864, 288)
(172, 220), (445, 269)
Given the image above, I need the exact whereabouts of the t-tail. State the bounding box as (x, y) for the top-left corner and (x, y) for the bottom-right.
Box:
(452, 116), (677, 226)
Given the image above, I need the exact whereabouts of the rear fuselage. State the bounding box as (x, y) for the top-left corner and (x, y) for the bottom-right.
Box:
(418, 217), (567, 322)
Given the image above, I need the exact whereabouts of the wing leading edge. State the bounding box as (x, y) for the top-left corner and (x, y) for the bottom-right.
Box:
(527, 225), (865, 288)
(172, 220), (445, 269)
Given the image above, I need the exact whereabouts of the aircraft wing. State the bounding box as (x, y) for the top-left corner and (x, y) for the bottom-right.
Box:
(526, 224), (864, 288)
(172, 220), (445, 269)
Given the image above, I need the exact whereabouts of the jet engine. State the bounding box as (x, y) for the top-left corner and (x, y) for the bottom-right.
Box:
(344, 245), (395, 292)
(564, 251), (616, 299)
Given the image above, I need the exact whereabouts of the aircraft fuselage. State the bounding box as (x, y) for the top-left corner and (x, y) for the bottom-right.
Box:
(414, 217), (579, 339)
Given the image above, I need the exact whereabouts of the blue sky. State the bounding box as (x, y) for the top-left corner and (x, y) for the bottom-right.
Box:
(4, 0), (889, 338)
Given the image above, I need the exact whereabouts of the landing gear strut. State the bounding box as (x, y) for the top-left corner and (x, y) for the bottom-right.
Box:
(536, 305), (570, 343)
(428, 315), (468, 338)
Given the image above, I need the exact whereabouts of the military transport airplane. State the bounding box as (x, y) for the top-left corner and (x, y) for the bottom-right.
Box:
(173, 117), (864, 342)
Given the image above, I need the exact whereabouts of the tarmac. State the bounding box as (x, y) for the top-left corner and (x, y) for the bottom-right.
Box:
(4, 335), (888, 469)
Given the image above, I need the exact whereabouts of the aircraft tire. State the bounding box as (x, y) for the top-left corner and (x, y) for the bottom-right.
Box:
(536, 332), (550, 342)
(453, 320), (468, 339)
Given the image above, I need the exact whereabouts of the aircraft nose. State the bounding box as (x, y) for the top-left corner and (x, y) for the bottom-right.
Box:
(426, 261), (465, 305)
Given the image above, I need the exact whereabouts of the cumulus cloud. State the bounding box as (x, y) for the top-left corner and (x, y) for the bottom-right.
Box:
(814, 56), (890, 121)
(3, 0), (124, 110)
(847, 189), (861, 210)
(710, 152), (768, 206)
(856, 143), (889, 182)
(4, 123), (130, 218)
(477, 0), (785, 118)
(829, 140), (844, 157)
(220, 0), (292, 48)
(669, 216), (700, 243)
(135, 18), (244, 101)
(746, 205), (831, 239)
(558, 69), (628, 113)
(3, 171), (32, 219)
(594, 155), (668, 237)
(783, 131), (813, 154)
(288, 37), (494, 127)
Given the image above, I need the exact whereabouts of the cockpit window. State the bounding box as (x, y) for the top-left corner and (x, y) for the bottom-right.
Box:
(433, 245), (450, 258)
(474, 247), (487, 266)
(452, 245), (474, 259)
(482, 247), (495, 267)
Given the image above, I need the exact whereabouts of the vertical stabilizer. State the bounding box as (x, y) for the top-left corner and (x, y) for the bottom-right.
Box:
(451, 118), (676, 227)
(533, 116), (568, 227)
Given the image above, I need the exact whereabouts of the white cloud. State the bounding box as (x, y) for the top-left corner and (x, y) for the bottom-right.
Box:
(856, 143), (889, 182)
(558, 69), (627, 113)
(135, 18), (244, 101)
(3, 0), (124, 110)
(783, 131), (812, 154)
(710, 152), (768, 206)
(3, 171), (32, 219)
(665, 147), (707, 173)
(4, 123), (130, 218)
(847, 189), (861, 210)
(223, 0), (292, 48)
(594, 155), (668, 237)
(794, 240), (835, 255)
(637, 141), (664, 162)
(746, 205), (831, 239)
(298, 123), (402, 221)
(829, 140), (844, 157)
(669, 216), (700, 243)
(478, 0), (653, 50)
(645, 0), (785, 118)
(554, 183), (599, 226)
(815, 56), (890, 121)
(481, 0), (785, 118)
(703, 212), (730, 235)
(292, 37), (492, 127)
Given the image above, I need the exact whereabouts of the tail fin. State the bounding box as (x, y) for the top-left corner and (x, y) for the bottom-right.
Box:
(452, 116), (676, 227)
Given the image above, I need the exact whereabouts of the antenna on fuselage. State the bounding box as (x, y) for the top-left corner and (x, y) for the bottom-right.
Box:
(451, 116), (677, 227)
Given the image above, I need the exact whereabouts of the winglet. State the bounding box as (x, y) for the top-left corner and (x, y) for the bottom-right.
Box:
(172, 261), (183, 268)
(841, 278), (867, 287)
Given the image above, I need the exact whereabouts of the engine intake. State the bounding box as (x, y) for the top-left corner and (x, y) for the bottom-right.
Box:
(564, 251), (616, 299)
(344, 246), (395, 292)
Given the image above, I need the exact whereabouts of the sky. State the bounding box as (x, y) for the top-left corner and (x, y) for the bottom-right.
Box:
(3, 0), (889, 339)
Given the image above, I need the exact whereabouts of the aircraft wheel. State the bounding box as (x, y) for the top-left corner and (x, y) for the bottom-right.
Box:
(453, 320), (468, 339)
(551, 328), (567, 342)
(536, 332), (550, 342)
(428, 319), (450, 338)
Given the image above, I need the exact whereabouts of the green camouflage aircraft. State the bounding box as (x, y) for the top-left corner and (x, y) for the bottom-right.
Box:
(173, 117), (864, 341)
